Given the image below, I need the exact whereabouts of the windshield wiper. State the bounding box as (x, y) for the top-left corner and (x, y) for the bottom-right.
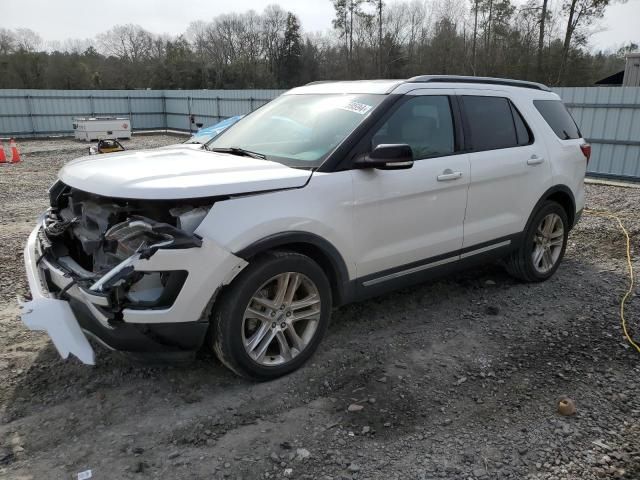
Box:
(208, 146), (266, 160)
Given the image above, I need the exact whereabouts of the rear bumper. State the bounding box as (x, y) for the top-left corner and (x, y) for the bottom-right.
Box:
(19, 223), (244, 363)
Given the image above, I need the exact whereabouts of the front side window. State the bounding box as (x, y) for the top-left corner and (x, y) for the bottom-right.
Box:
(371, 95), (455, 159)
(533, 99), (582, 140)
(207, 94), (385, 168)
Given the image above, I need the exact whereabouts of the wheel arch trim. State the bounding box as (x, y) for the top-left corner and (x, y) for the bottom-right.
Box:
(535, 184), (577, 228)
(234, 231), (353, 305)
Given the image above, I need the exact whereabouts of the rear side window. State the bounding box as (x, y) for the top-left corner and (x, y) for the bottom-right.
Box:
(462, 96), (530, 151)
(533, 100), (581, 140)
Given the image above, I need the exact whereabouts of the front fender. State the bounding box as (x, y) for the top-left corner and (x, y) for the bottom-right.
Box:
(196, 171), (356, 280)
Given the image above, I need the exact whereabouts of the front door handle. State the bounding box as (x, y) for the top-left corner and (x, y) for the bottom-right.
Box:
(437, 169), (463, 181)
(527, 154), (545, 165)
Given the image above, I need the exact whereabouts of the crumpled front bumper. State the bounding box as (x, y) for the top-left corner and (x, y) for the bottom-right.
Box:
(20, 225), (96, 364)
(19, 222), (247, 364)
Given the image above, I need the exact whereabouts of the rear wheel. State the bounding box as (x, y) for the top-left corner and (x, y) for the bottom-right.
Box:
(211, 250), (332, 380)
(506, 201), (569, 282)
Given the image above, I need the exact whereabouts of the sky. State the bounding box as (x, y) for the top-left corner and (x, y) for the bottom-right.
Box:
(2, 0), (639, 52)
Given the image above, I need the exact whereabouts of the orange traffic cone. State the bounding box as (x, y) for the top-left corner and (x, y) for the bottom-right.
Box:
(9, 138), (21, 163)
(0, 140), (7, 164)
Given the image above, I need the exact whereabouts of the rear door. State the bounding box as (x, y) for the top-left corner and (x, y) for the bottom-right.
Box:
(350, 89), (470, 281)
(457, 90), (552, 248)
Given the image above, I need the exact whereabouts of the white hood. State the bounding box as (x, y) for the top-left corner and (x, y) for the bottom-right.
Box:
(157, 143), (205, 150)
(59, 147), (312, 199)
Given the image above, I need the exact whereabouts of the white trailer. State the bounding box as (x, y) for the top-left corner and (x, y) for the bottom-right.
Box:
(73, 117), (132, 141)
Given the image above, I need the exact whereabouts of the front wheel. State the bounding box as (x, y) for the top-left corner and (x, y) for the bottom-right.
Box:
(506, 201), (569, 282)
(211, 250), (332, 380)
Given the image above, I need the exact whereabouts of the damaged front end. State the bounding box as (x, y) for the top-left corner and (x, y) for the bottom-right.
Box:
(20, 181), (227, 363)
(44, 183), (206, 318)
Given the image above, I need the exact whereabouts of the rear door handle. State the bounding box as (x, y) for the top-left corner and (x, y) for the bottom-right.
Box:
(527, 155), (545, 165)
(437, 169), (463, 181)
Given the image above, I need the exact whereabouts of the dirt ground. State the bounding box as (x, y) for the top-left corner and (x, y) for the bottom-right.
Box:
(0, 136), (639, 480)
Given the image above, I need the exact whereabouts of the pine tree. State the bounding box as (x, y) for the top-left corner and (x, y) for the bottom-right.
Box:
(280, 13), (303, 87)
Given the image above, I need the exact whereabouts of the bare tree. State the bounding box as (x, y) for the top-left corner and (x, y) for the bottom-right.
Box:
(370, 0), (384, 76)
(0, 0), (627, 90)
(537, 0), (549, 78)
(13, 28), (43, 52)
(62, 38), (94, 54)
(557, 0), (615, 83)
(186, 20), (210, 86)
(263, 4), (288, 81)
(347, 0), (366, 74)
(332, 0), (350, 76)
(471, 0), (480, 73)
(404, 0), (430, 73)
(97, 24), (154, 62)
(0, 29), (16, 55)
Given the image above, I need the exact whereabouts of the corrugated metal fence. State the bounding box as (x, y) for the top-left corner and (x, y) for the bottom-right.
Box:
(555, 87), (640, 180)
(1, 86), (639, 180)
(0, 89), (285, 138)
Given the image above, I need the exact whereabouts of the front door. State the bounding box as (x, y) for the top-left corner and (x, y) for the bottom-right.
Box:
(350, 90), (470, 283)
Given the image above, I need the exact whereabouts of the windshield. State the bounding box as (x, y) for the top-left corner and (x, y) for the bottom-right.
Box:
(206, 93), (385, 167)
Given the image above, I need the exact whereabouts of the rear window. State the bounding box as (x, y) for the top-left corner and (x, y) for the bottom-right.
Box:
(533, 100), (581, 140)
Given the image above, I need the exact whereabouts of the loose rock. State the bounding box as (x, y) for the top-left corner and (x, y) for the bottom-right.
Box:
(557, 397), (577, 416)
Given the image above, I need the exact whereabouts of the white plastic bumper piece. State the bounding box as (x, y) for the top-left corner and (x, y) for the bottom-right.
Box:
(19, 297), (95, 365)
(20, 224), (95, 365)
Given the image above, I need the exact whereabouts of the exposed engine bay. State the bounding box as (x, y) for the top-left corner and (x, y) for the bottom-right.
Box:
(41, 181), (210, 318)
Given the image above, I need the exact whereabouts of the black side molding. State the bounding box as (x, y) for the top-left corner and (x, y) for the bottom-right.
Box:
(355, 233), (521, 299)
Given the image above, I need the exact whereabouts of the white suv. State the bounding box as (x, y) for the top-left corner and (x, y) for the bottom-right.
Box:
(21, 76), (588, 379)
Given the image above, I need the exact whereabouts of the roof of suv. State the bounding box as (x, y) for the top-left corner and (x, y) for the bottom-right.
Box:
(287, 76), (553, 96)
(288, 79), (405, 95)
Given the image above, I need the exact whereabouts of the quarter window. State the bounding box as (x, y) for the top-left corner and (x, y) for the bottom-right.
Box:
(511, 103), (533, 146)
(462, 96), (531, 151)
(371, 96), (455, 159)
(533, 99), (581, 140)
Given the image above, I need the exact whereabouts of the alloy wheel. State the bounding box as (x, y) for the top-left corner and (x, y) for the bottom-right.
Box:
(242, 272), (321, 366)
(531, 212), (564, 274)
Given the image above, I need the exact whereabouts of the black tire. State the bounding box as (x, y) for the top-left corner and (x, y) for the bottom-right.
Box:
(211, 250), (332, 380)
(506, 200), (569, 282)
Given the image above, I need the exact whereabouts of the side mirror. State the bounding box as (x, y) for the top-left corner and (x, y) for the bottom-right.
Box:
(354, 144), (414, 170)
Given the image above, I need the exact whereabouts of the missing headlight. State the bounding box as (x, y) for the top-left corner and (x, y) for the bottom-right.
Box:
(103, 216), (202, 263)
(105, 220), (174, 260)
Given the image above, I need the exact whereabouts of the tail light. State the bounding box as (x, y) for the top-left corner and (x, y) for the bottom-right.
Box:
(580, 143), (591, 164)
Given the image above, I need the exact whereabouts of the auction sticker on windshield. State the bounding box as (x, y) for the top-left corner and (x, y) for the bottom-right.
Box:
(338, 101), (373, 115)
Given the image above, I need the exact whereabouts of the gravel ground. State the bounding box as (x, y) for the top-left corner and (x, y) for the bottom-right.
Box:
(0, 136), (639, 480)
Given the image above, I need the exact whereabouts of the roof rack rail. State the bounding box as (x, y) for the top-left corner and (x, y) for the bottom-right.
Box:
(407, 75), (551, 92)
(305, 80), (336, 86)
